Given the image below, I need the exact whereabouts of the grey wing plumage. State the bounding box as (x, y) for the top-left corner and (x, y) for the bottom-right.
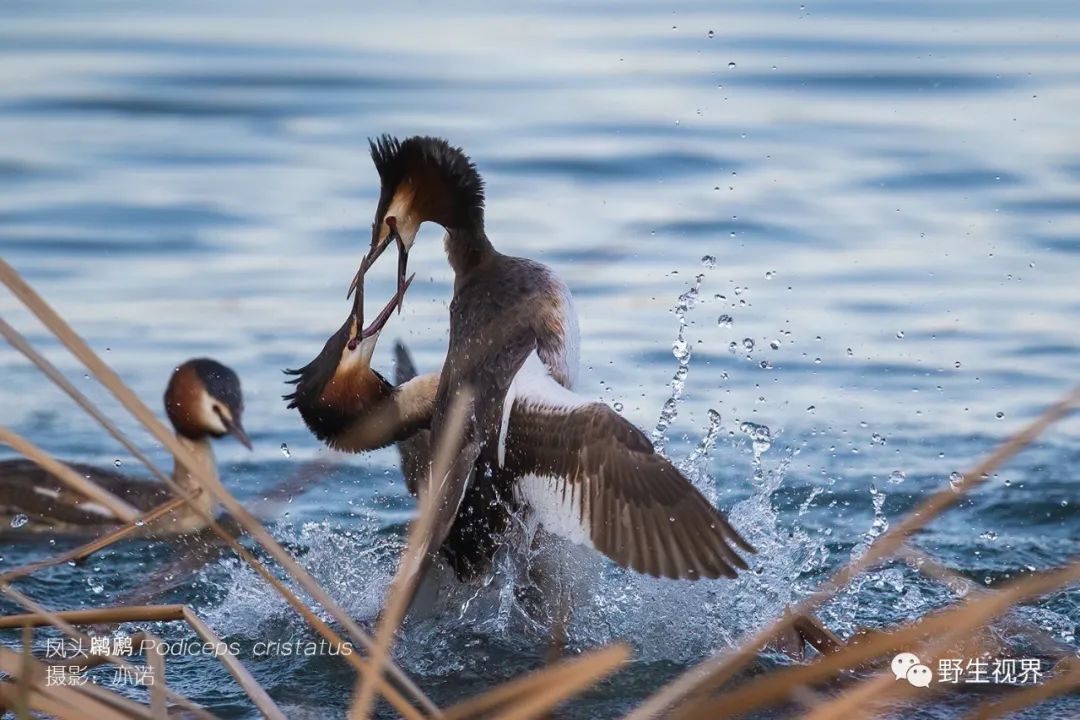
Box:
(505, 397), (755, 580)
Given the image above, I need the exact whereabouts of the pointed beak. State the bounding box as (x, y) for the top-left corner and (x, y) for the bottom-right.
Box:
(359, 272), (415, 340)
(347, 217), (409, 317)
(224, 415), (253, 450)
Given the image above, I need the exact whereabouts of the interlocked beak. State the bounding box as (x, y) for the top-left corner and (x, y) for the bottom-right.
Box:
(347, 217), (409, 316)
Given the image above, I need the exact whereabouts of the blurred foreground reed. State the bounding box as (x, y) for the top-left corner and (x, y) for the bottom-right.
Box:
(1, 257), (1076, 719)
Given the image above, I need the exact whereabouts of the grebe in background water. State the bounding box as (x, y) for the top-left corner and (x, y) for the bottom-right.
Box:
(0, 358), (250, 537)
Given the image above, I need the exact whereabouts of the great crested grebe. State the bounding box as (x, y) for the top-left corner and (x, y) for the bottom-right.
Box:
(293, 135), (754, 583)
(0, 358), (251, 536)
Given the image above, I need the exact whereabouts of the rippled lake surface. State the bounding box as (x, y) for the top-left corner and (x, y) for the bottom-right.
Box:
(1, 1), (1079, 718)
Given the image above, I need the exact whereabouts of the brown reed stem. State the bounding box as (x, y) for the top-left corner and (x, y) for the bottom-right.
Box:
(626, 386), (1080, 720)
(0, 427), (139, 522)
(443, 644), (631, 720)
(350, 390), (473, 719)
(180, 607), (287, 720)
(0, 495), (192, 583)
(490, 644), (631, 720)
(0, 647), (160, 720)
(963, 657), (1080, 720)
(0, 258), (439, 718)
(0, 604), (186, 629)
(680, 559), (1080, 719)
(800, 559), (1080, 720)
(0, 585), (216, 720)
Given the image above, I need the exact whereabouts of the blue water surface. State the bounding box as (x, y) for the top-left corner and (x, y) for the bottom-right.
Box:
(1, 1), (1078, 718)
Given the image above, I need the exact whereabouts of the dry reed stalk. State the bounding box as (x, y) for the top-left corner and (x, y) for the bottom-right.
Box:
(350, 390), (473, 719)
(799, 560), (1080, 720)
(0, 604), (186, 629)
(142, 631), (167, 719)
(626, 386), (1080, 720)
(0, 647), (159, 720)
(0, 679), (135, 720)
(181, 607), (287, 720)
(0, 427), (140, 522)
(678, 559), (1080, 719)
(0, 601), (289, 720)
(0, 315), (209, 575)
(0, 258), (438, 718)
(0, 496), (192, 583)
(489, 644), (631, 720)
(963, 657), (1080, 720)
(0, 316), (186, 495)
(900, 545), (1073, 659)
(19, 623), (31, 717)
(0, 681), (89, 720)
(442, 644), (632, 720)
(0, 584), (216, 720)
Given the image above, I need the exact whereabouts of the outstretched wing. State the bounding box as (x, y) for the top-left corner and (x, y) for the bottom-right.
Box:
(503, 369), (754, 580)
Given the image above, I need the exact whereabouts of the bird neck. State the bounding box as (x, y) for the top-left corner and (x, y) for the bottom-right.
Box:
(444, 226), (495, 279)
(332, 372), (440, 453)
(170, 433), (218, 517)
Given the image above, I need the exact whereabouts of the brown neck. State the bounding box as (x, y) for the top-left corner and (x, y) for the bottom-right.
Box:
(331, 372), (440, 453)
(170, 433), (218, 518)
(444, 226), (495, 279)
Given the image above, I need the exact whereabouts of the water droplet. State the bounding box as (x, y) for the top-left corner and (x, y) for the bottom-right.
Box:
(707, 30), (715, 38)
(769, 340), (780, 350)
(739, 421), (772, 460)
(727, 61), (737, 69)
(672, 337), (690, 360)
(888, 470), (906, 484)
(805, 405), (816, 413)
(896, 330), (905, 339)
(764, 270), (775, 279)
(871, 433), (886, 446)
(113, 459), (122, 468)
(717, 314), (733, 328)
(727, 341), (738, 354)
(10, 514), (28, 529)
(87, 578), (104, 594)
(707, 408), (721, 424)
(701, 254), (717, 268)
(613, 401), (624, 412)
(995, 411), (1005, 420)
(949, 471), (964, 490)
(980, 530), (998, 541)
(742, 337), (754, 351)
(280, 443), (291, 458)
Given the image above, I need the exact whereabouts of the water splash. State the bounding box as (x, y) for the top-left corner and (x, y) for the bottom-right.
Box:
(652, 273), (703, 453)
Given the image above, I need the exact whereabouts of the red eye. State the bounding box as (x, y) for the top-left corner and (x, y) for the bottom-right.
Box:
(347, 338), (359, 351)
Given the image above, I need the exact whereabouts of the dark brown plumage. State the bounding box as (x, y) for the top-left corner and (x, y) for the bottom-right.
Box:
(334, 135), (755, 585)
(504, 400), (753, 580)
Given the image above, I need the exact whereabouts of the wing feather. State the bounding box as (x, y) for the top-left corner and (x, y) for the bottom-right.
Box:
(506, 373), (754, 581)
